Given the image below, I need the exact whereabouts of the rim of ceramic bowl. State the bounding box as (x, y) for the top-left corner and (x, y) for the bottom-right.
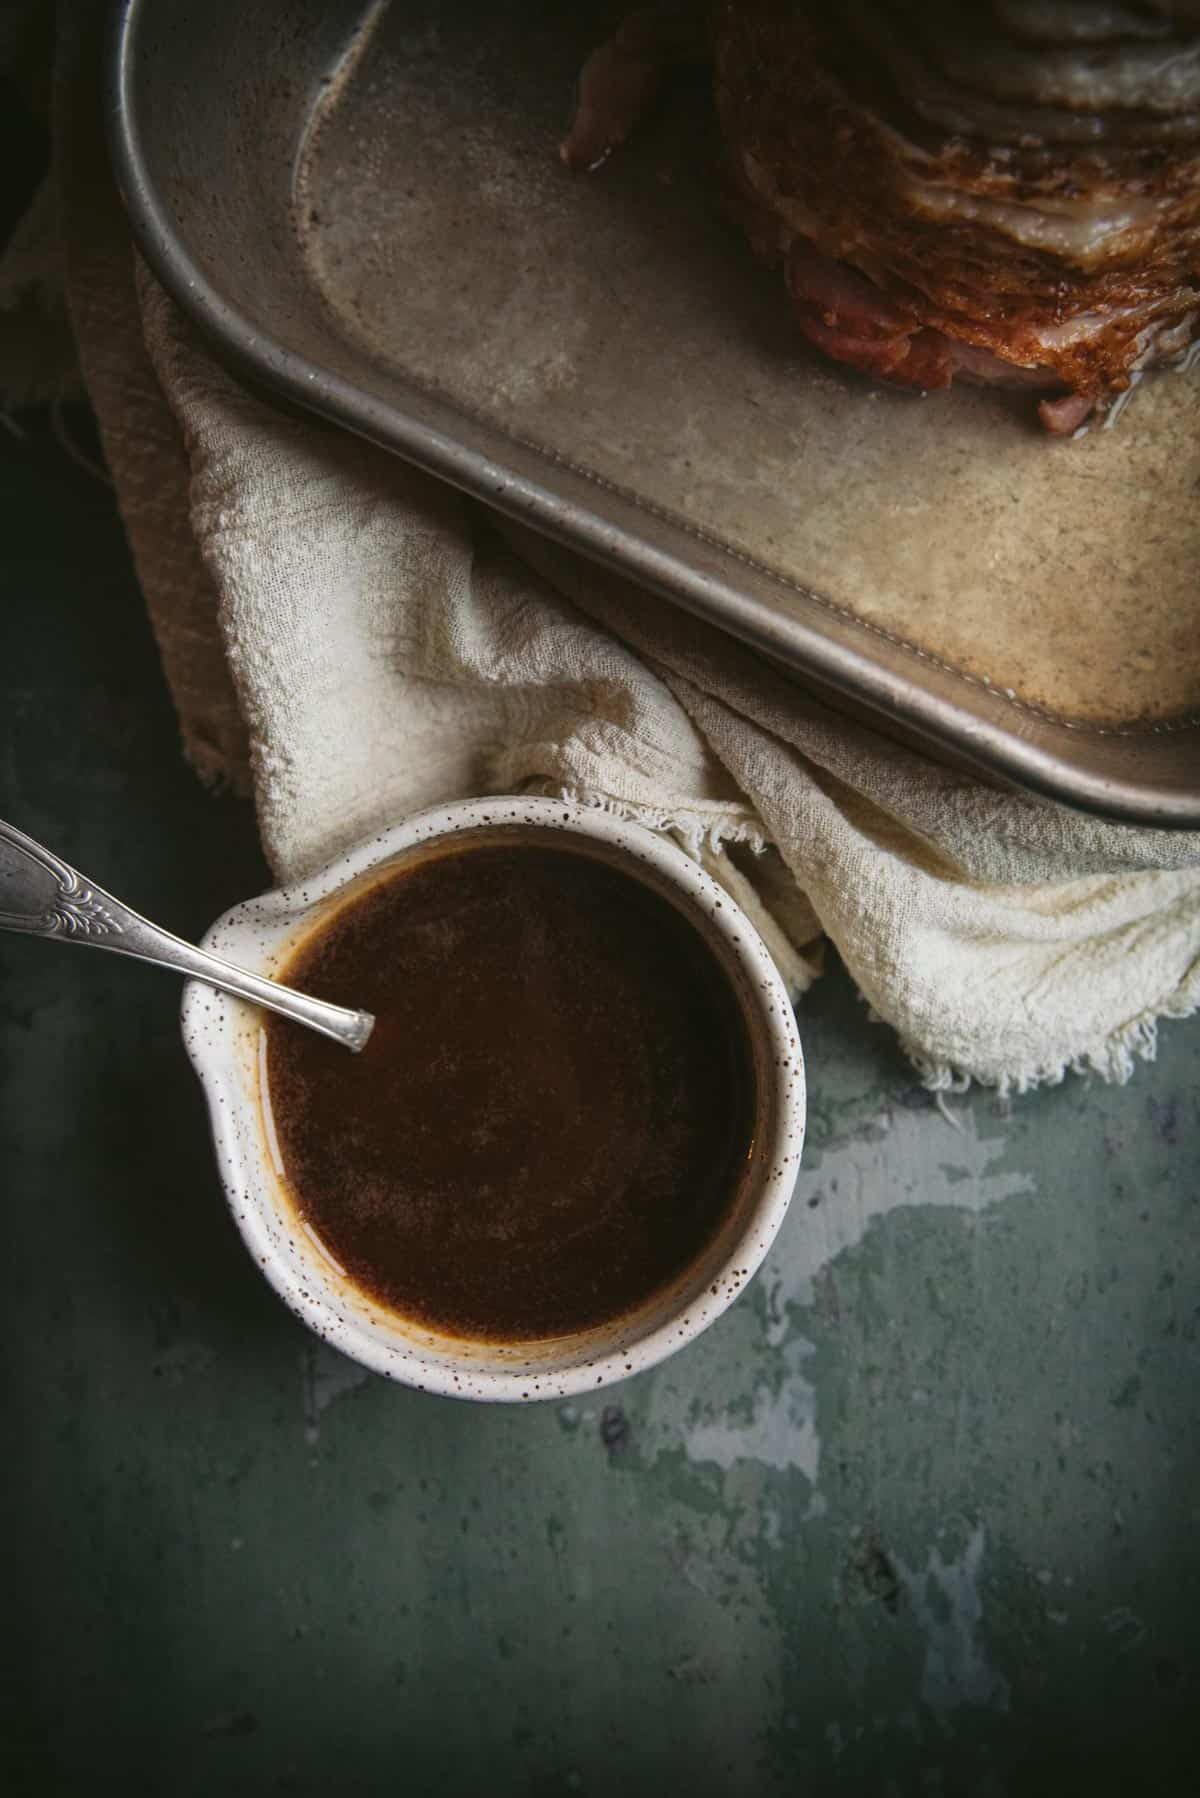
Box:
(182, 795), (806, 1401)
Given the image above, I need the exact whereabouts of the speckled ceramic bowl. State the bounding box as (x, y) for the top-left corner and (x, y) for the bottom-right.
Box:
(183, 796), (806, 1402)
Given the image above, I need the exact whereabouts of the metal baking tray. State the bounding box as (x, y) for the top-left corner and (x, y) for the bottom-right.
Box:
(109, 0), (1200, 825)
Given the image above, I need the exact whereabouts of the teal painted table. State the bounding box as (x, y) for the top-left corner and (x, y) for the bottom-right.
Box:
(3, 419), (1197, 1796)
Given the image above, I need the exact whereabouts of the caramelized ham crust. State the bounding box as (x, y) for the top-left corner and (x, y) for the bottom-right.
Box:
(564, 3), (1200, 428)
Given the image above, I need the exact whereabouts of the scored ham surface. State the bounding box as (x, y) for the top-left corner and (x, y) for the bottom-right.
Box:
(562, 2), (1200, 429)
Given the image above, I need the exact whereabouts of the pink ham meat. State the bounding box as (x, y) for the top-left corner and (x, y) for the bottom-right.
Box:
(783, 235), (1095, 429)
(560, 5), (708, 170)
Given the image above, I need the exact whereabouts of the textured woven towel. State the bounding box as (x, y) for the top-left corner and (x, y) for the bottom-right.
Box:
(5, 4), (1200, 1092)
(135, 278), (1200, 1092)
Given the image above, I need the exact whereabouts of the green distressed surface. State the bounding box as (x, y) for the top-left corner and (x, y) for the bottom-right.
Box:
(2, 422), (1197, 1796)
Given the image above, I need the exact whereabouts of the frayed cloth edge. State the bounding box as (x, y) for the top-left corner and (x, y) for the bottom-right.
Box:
(907, 984), (1199, 1099)
(541, 781), (1199, 1102)
(539, 781), (770, 860)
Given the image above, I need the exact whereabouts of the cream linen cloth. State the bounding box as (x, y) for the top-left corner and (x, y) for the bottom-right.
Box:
(132, 277), (1200, 1094)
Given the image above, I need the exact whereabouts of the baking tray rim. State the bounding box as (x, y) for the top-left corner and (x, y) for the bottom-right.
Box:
(106, 0), (1200, 830)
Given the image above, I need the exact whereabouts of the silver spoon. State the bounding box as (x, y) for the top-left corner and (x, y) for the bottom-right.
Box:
(0, 818), (373, 1052)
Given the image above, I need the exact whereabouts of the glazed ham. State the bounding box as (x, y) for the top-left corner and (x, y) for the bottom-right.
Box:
(563, 2), (1200, 429)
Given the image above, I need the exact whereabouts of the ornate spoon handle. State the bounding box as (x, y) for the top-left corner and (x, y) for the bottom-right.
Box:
(0, 818), (372, 1053)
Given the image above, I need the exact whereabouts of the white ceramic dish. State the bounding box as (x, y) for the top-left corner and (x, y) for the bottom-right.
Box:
(182, 796), (806, 1402)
